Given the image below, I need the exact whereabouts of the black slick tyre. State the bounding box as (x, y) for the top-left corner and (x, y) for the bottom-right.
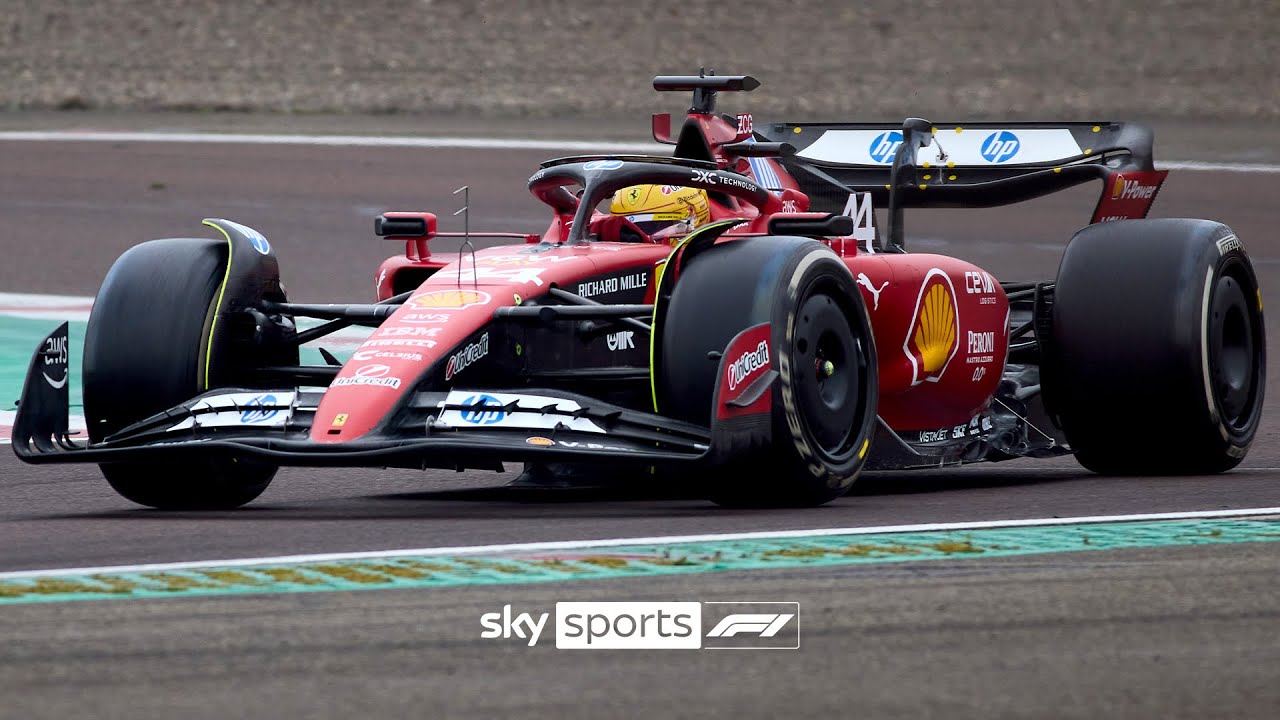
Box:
(84, 238), (277, 509)
(655, 236), (878, 507)
(1047, 219), (1264, 474)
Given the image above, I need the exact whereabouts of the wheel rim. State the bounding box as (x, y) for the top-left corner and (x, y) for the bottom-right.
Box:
(1208, 263), (1263, 432)
(791, 289), (865, 458)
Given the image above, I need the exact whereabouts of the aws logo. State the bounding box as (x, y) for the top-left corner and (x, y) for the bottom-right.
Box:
(904, 269), (959, 385)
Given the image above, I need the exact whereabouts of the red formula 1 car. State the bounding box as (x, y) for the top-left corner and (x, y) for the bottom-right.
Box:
(12, 73), (1266, 509)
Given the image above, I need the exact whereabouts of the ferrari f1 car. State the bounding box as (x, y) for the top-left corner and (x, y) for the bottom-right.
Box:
(12, 73), (1266, 509)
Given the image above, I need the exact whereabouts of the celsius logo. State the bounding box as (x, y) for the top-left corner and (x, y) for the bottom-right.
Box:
(868, 131), (903, 164)
(352, 349), (423, 362)
(460, 394), (506, 425)
(727, 340), (770, 391)
(445, 333), (490, 381)
(980, 131), (1021, 163)
(239, 394), (280, 424)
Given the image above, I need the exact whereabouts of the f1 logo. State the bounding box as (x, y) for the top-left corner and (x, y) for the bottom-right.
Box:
(702, 602), (800, 649)
(706, 613), (794, 638)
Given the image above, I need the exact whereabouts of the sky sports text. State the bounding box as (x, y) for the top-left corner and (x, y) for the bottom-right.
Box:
(480, 601), (799, 649)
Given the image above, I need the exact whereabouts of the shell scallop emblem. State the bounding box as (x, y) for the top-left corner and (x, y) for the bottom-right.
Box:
(904, 270), (960, 384)
(1111, 173), (1126, 200)
(408, 289), (491, 310)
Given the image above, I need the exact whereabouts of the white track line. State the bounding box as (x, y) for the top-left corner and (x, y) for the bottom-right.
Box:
(0, 411), (85, 446)
(0, 291), (93, 306)
(0, 130), (665, 154)
(1, 131), (1278, 172)
(1158, 160), (1280, 174)
(0, 411), (13, 445)
(0, 293), (370, 340)
(0, 291), (94, 322)
(0, 292), (356, 445)
(1, 506), (1278, 580)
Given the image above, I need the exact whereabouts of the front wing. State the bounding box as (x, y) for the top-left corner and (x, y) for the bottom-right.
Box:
(12, 325), (710, 470)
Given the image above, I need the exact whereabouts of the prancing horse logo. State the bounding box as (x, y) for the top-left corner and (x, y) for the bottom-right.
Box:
(856, 273), (889, 310)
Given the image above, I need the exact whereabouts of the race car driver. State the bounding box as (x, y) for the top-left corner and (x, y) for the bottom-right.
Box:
(608, 184), (710, 243)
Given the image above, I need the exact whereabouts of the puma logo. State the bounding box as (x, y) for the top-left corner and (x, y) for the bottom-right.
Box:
(856, 273), (889, 310)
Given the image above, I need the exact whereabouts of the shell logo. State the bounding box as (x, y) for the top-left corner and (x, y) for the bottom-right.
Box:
(904, 269), (959, 384)
(1111, 174), (1126, 200)
(408, 289), (491, 310)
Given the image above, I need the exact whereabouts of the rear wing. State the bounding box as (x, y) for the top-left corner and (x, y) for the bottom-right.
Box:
(757, 120), (1167, 227)
(647, 72), (1168, 245)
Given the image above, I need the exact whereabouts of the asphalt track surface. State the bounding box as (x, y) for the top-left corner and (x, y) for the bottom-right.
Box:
(1, 130), (1279, 718)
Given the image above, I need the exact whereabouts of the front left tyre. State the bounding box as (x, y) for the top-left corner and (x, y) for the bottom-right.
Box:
(84, 238), (280, 509)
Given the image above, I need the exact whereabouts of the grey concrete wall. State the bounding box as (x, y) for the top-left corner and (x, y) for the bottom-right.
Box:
(2, 0), (1277, 120)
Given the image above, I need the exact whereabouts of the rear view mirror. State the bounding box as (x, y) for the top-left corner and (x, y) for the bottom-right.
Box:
(375, 212), (437, 239)
(652, 113), (675, 145)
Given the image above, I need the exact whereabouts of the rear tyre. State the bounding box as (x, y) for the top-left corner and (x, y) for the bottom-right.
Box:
(84, 238), (277, 509)
(656, 236), (878, 507)
(1047, 219), (1264, 474)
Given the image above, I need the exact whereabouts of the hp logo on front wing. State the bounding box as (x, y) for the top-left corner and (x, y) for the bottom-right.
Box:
(460, 394), (507, 425)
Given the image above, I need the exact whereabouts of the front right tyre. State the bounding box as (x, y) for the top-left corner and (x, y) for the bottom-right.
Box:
(654, 235), (878, 507)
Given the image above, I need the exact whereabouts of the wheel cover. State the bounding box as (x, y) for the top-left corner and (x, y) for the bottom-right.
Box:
(790, 287), (866, 460)
(1208, 262), (1263, 432)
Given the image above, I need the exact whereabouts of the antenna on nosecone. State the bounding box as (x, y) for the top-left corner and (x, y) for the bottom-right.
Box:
(453, 185), (477, 287)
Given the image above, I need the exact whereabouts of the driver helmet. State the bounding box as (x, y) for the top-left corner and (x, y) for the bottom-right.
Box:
(609, 184), (710, 242)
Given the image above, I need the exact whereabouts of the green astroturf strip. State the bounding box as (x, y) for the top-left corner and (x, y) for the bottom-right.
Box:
(2, 518), (1279, 604)
(0, 317), (358, 413)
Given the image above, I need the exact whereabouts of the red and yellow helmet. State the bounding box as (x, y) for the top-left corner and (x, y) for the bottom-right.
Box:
(609, 184), (710, 242)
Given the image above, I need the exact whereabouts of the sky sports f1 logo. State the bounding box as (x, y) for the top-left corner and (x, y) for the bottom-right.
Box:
(480, 601), (799, 650)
